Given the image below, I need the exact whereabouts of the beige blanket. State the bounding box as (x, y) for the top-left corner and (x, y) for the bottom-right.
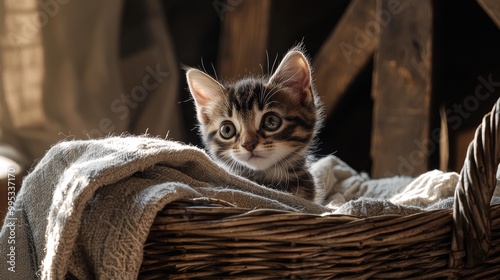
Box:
(1, 136), (496, 279)
(0, 136), (327, 279)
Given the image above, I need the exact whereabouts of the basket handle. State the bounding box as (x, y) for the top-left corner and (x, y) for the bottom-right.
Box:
(450, 97), (500, 268)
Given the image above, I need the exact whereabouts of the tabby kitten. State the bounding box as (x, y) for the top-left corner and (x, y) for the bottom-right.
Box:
(186, 47), (323, 201)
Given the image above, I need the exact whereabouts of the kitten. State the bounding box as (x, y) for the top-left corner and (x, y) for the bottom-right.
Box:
(186, 46), (323, 201)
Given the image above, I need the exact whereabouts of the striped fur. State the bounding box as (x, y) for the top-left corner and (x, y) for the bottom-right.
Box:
(186, 47), (323, 201)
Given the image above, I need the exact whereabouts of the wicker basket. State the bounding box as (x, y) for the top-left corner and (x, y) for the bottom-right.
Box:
(139, 99), (500, 279)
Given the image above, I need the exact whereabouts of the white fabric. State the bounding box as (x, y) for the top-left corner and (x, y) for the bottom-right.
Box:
(311, 154), (497, 215)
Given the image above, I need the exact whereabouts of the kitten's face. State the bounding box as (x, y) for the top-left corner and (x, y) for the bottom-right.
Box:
(197, 79), (316, 171)
(187, 49), (320, 173)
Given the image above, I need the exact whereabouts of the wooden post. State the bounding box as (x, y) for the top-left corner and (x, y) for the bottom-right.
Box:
(217, 0), (271, 80)
(370, 0), (433, 178)
(477, 0), (500, 29)
(313, 0), (380, 117)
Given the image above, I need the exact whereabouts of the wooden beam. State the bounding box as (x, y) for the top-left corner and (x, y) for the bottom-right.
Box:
(477, 0), (500, 29)
(217, 0), (271, 80)
(312, 0), (380, 117)
(370, 0), (433, 178)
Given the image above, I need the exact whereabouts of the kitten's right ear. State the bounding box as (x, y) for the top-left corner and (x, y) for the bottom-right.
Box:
(186, 68), (225, 123)
(186, 68), (224, 107)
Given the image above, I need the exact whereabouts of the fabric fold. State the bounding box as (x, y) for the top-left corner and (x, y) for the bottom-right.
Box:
(0, 136), (327, 280)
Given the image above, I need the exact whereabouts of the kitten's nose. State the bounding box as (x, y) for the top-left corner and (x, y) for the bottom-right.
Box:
(241, 139), (258, 152)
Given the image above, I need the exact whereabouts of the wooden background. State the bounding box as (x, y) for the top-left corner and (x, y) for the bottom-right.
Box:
(170, 0), (500, 178)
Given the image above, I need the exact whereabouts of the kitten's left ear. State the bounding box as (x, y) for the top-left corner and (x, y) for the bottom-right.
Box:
(268, 50), (313, 104)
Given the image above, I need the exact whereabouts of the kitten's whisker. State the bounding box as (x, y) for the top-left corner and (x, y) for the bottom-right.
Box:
(266, 100), (284, 107)
(262, 83), (282, 105)
(271, 52), (279, 75)
(278, 69), (302, 87)
(266, 50), (270, 75)
(259, 64), (264, 76)
(283, 149), (307, 182)
(275, 159), (286, 189)
(211, 63), (219, 81)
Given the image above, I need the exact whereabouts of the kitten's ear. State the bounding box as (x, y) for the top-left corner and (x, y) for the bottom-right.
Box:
(268, 50), (313, 104)
(186, 68), (224, 107)
(186, 68), (225, 123)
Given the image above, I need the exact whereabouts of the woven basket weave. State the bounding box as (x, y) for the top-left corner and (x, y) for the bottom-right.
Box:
(139, 98), (500, 279)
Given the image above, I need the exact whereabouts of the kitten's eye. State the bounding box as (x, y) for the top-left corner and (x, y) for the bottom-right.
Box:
(262, 113), (282, 131)
(219, 121), (236, 139)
